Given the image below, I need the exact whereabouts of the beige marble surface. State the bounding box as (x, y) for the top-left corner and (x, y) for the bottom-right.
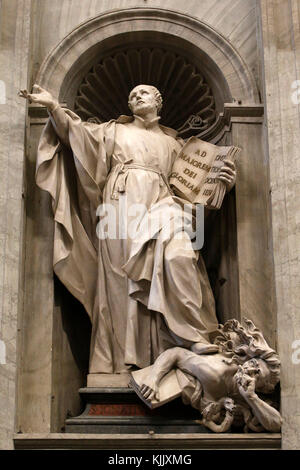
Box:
(34, 4), (259, 106)
(87, 373), (130, 387)
(0, 0), (31, 450)
(29, 0), (260, 95)
(260, 0), (300, 450)
(233, 122), (277, 347)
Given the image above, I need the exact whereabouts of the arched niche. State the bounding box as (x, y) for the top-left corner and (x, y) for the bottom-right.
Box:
(37, 8), (243, 321)
(36, 7), (260, 145)
(68, 34), (225, 140)
(19, 8), (276, 433)
(37, 7), (258, 104)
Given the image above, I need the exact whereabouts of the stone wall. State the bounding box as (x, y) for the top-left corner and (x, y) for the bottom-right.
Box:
(0, 0), (31, 450)
(260, 0), (300, 450)
(29, 0), (261, 95)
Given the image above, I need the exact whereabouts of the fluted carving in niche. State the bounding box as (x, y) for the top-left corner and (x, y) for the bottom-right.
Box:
(74, 48), (217, 138)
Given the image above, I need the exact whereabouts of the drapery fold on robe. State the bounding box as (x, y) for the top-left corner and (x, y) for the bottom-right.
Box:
(36, 110), (115, 320)
(36, 107), (218, 373)
(122, 198), (218, 342)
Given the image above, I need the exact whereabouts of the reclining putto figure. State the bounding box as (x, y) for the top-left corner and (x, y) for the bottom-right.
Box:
(137, 318), (282, 433)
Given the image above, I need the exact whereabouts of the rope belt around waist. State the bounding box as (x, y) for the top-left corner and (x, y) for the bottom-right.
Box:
(110, 161), (173, 200)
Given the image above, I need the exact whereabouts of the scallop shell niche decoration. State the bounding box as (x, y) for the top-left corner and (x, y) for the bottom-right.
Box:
(74, 47), (217, 139)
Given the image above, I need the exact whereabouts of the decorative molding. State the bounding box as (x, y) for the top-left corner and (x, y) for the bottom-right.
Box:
(28, 103), (264, 142)
(33, 8), (260, 143)
(192, 103), (264, 143)
(222, 103), (264, 119)
(74, 46), (216, 138)
(14, 433), (281, 450)
(36, 8), (259, 105)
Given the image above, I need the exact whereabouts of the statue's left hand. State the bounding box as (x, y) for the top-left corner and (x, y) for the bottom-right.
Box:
(217, 160), (236, 192)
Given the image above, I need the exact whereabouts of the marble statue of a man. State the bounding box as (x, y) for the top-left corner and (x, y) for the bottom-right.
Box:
(20, 84), (236, 374)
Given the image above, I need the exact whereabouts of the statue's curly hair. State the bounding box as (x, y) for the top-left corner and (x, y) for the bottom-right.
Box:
(214, 318), (280, 393)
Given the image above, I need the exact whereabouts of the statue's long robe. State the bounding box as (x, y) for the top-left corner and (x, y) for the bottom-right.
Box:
(36, 107), (218, 373)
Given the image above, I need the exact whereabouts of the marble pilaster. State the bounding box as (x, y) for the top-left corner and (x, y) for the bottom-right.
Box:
(0, 0), (31, 450)
(260, 0), (300, 450)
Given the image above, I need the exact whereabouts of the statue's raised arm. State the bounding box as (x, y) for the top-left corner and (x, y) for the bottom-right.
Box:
(19, 85), (76, 147)
(18, 83), (114, 325)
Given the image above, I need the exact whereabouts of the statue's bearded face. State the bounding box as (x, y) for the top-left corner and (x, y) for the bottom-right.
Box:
(128, 85), (160, 116)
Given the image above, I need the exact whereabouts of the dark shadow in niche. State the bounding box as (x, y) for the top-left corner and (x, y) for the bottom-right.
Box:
(54, 274), (92, 376)
(201, 189), (240, 325)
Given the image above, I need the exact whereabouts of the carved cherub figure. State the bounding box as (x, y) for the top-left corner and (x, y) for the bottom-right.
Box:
(137, 318), (282, 433)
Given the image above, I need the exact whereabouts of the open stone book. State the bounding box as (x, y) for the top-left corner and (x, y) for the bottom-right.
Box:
(129, 366), (182, 409)
(170, 137), (241, 209)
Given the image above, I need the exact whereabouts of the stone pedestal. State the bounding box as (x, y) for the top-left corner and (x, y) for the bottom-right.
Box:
(87, 374), (130, 387)
(65, 388), (210, 435)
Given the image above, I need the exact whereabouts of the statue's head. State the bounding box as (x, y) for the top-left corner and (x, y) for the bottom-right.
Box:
(128, 85), (163, 116)
(237, 357), (280, 394)
(215, 318), (281, 394)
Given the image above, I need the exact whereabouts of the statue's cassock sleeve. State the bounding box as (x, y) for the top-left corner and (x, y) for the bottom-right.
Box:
(35, 108), (114, 320)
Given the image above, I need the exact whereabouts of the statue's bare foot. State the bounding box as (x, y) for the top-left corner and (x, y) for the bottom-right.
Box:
(191, 342), (219, 355)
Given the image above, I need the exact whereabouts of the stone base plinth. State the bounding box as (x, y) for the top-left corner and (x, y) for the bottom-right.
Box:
(14, 433), (281, 450)
(65, 387), (210, 434)
(87, 373), (130, 387)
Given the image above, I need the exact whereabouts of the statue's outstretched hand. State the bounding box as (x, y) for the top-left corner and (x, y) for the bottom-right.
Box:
(140, 377), (160, 402)
(18, 84), (58, 111)
(217, 159), (236, 192)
